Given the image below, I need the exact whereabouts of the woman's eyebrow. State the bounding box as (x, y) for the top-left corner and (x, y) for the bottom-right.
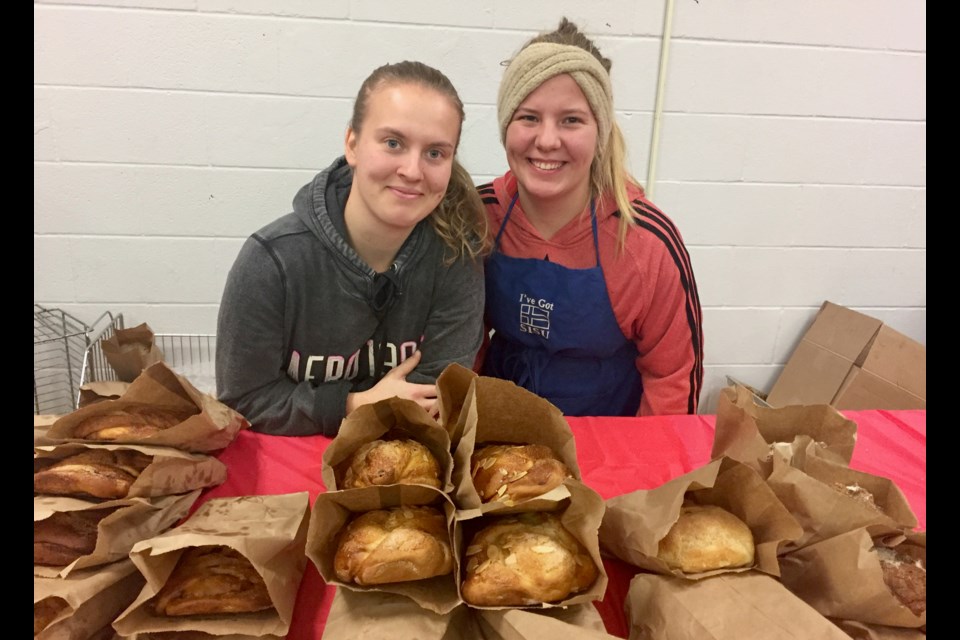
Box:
(376, 127), (455, 150)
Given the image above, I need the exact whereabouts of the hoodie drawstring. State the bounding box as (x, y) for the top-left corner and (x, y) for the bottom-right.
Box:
(369, 264), (402, 378)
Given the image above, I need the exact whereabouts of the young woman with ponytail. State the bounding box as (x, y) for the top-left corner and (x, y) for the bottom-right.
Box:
(217, 61), (489, 436)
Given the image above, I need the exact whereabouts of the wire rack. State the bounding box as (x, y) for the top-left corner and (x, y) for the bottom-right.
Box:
(34, 305), (124, 415)
(153, 334), (218, 396)
(83, 331), (217, 395)
(80, 331), (218, 395)
(35, 304), (219, 414)
(154, 334), (217, 373)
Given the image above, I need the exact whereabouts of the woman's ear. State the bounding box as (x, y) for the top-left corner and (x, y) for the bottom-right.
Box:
(344, 127), (358, 167)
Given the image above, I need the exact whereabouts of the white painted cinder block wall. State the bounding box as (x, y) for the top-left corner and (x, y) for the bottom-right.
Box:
(34, 0), (926, 414)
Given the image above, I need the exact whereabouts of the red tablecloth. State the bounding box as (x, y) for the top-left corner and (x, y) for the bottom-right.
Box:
(195, 409), (926, 639)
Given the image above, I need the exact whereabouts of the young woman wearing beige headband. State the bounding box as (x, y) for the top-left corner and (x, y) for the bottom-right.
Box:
(477, 18), (704, 416)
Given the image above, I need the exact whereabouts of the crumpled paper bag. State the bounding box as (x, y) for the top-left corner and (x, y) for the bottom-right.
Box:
(34, 491), (201, 578)
(306, 484), (461, 615)
(713, 385), (857, 477)
(78, 380), (131, 407)
(101, 323), (165, 382)
(436, 362), (478, 448)
(477, 604), (615, 639)
(34, 558), (144, 639)
(830, 619), (927, 640)
(598, 457), (803, 578)
(451, 375), (581, 515)
(321, 587), (617, 640)
(47, 362), (249, 453)
(114, 492), (311, 638)
(322, 396), (454, 493)
(454, 478), (608, 610)
(625, 571), (852, 640)
(766, 449), (919, 552)
(34, 442), (227, 499)
(777, 527), (925, 629)
(35, 413), (59, 446)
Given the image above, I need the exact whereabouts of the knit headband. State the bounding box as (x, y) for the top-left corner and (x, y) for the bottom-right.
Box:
(497, 42), (614, 154)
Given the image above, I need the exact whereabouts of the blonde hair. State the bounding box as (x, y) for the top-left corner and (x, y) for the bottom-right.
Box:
(514, 18), (644, 251)
(351, 61), (490, 263)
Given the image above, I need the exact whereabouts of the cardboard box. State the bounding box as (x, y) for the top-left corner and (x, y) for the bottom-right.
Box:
(765, 302), (925, 410)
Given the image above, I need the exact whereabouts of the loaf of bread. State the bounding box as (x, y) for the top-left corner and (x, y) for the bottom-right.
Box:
(875, 546), (926, 617)
(152, 545), (273, 616)
(460, 511), (597, 606)
(34, 596), (69, 636)
(342, 439), (441, 489)
(73, 403), (196, 441)
(34, 507), (118, 566)
(657, 504), (755, 573)
(333, 506), (453, 585)
(34, 449), (153, 499)
(470, 443), (570, 505)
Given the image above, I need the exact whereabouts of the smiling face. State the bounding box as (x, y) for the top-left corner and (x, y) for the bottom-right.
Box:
(505, 73), (599, 215)
(344, 81), (461, 238)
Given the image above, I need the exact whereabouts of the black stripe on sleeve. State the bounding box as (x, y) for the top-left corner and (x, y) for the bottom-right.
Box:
(630, 200), (704, 413)
(477, 182), (498, 206)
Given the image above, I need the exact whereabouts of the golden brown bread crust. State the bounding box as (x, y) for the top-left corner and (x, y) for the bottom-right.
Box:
(470, 444), (570, 505)
(73, 404), (196, 441)
(460, 511), (597, 606)
(333, 506), (454, 585)
(152, 545), (273, 616)
(657, 504), (755, 573)
(34, 508), (118, 566)
(875, 546), (926, 617)
(34, 449), (153, 499)
(342, 439), (441, 489)
(34, 596), (69, 636)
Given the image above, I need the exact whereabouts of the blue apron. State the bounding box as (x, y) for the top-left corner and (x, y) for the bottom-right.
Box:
(482, 193), (642, 416)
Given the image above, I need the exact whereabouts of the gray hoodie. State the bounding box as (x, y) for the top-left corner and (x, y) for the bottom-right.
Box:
(216, 156), (485, 436)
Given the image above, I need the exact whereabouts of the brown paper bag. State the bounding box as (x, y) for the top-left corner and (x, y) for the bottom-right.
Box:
(625, 571), (853, 640)
(713, 385), (857, 477)
(598, 457), (804, 578)
(322, 588), (614, 640)
(455, 479), (608, 610)
(79, 381), (131, 407)
(35, 562), (144, 640)
(766, 451), (919, 552)
(436, 362), (479, 448)
(36, 414), (59, 446)
(322, 589), (480, 640)
(34, 442), (228, 499)
(451, 375), (581, 514)
(114, 492), (311, 638)
(307, 484), (461, 615)
(101, 323), (165, 382)
(34, 559), (144, 639)
(122, 632), (283, 640)
(34, 491), (201, 577)
(47, 362), (249, 452)
(831, 619), (927, 640)
(321, 396), (454, 493)
(476, 605), (618, 639)
(777, 527), (925, 628)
